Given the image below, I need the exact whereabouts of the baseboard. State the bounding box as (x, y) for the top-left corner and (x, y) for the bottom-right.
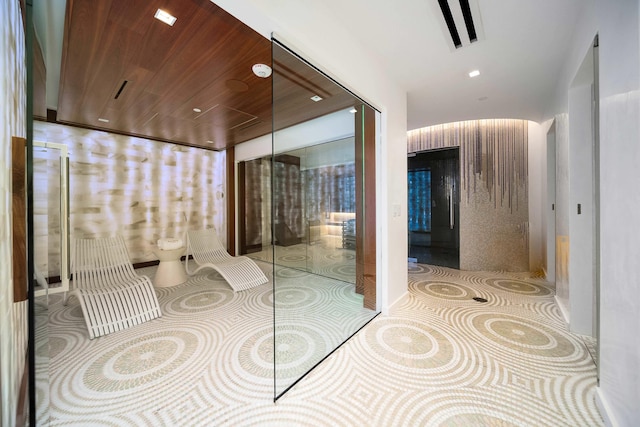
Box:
(596, 387), (619, 427)
(554, 295), (570, 324)
(384, 290), (409, 316)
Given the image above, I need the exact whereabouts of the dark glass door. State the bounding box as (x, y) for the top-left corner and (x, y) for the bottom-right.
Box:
(408, 148), (460, 268)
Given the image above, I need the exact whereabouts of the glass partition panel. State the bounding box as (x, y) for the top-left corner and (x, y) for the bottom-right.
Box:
(272, 40), (378, 399)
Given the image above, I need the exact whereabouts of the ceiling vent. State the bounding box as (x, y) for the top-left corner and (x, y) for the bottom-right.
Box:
(433, 0), (484, 51)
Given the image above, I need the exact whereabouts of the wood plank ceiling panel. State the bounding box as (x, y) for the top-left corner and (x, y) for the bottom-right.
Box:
(57, 0), (272, 150)
(57, 0), (360, 151)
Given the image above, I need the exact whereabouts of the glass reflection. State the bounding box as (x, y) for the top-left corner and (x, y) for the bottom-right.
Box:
(32, 142), (70, 425)
(270, 41), (379, 399)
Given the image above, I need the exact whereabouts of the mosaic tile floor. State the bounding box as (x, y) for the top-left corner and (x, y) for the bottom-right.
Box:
(37, 262), (602, 426)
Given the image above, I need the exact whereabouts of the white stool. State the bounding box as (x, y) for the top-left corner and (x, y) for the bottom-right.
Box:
(152, 246), (187, 287)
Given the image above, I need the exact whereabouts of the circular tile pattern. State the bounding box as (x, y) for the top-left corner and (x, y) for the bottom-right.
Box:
(439, 414), (521, 427)
(48, 336), (68, 359)
(364, 319), (454, 369)
(279, 254), (310, 263)
(205, 271), (224, 281)
(470, 313), (577, 358)
(274, 267), (309, 279)
(44, 260), (602, 427)
(331, 264), (356, 277)
(167, 289), (233, 314)
(326, 251), (355, 261)
(84, 331), (198, 391)
(407, 264), (433, 274)
(69, 305), (84, 319)
(238, 325), (326, 380)
(267, 286), (321, 310)
(412, 280), (478, 301)
(485, 278), (551, 296)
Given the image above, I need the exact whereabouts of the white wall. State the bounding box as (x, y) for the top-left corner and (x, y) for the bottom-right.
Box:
(235, 109), (355, 162)
(547, 0), (640, 424)
(568, 80), (595, 336)
(214, 0), (408, 314)
(596, 0), (640, 424)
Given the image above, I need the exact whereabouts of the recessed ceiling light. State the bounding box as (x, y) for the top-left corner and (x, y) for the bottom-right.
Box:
(349, 108), (357, 114)
(154, 9), (177, 26)
(193, 108), (202, 113)
(98, 118), (109, 123)
(468, 70), (480, 78)
(310, 95), (323, 102)
(206, 140), (214, 144)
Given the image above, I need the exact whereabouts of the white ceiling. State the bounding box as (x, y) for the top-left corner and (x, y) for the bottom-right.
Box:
(321, 0), (586, 130)
(37, 0), (587, 135)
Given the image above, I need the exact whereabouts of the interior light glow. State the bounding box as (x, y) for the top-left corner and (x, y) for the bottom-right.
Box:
(206, 140), (214, 144)
(193, 108), (202, 113)
(154, 9), (177, 26)
(98, 118), (109, 123)
(468, 69), (480, 78)
(310, 95), (323, 102)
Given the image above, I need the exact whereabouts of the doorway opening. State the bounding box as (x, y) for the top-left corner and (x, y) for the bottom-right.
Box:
(407, 148), (460, 269)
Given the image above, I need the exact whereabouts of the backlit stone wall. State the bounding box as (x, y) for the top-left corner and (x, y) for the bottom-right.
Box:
(34, 121), (227, 267)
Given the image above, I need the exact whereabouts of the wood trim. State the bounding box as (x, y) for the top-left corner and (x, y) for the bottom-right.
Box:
(226, 146), (236, 256)
(12, 136), (27, 302)
(355, 110), (364, 297)
(273, 154), (300, 166)
(362, 106), (377, 310)
(238, 161), (247, 255)
(33, 29), (47, 120)
(355, 106), (377, 310)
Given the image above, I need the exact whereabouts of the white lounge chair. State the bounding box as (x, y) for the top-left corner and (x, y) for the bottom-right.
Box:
(66, 235), (162, 339)
(185, 228), (269, 292)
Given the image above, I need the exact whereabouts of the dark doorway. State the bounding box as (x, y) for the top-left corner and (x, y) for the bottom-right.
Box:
(408, 148), (460, 268)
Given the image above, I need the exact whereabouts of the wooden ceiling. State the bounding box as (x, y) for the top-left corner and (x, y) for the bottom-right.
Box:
(55, 0), (358, 151)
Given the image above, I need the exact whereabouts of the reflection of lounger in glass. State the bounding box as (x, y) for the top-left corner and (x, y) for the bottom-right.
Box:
(66, 235), (162, 339)
(185, 228), (269, 292)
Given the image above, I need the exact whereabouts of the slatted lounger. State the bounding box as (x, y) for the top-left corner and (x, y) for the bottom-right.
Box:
(185, 229), (269, 292)
(66, 235), (162, 339)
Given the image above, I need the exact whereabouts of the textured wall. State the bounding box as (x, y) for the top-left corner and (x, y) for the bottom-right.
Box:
(34, 122), (227, 266)
(0, 0), (28, 424)
(33, 147), (61, 280)
(408, 119), (530, 271)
